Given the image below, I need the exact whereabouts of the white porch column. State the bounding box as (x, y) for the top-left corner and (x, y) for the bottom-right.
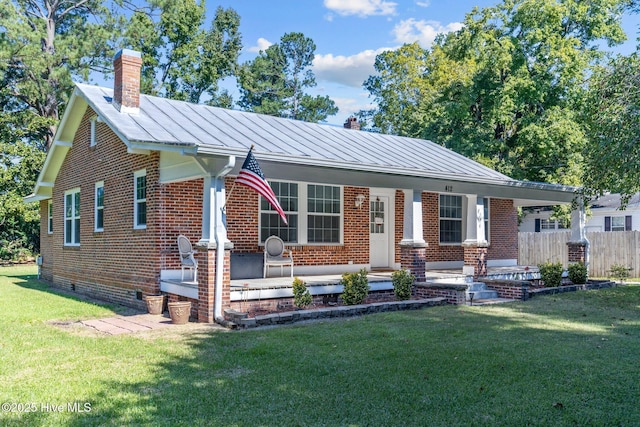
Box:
(199, 176), (229, 248)
(400, 189), (426, 246)
(462, 194), (487, 246)
(568, 196), (589, 266)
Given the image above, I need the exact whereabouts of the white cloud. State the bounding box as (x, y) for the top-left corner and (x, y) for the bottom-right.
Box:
(332, 95), (376, 116)
(246, 37), (273, 53)
(313, 47), (394, 88)
(392, 18), (463, 48)
(415, 1), (430, 7)
(323, 0), (397, 17)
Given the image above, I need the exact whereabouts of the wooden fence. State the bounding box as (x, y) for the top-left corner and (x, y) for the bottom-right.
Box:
(518, 231), (640, 278)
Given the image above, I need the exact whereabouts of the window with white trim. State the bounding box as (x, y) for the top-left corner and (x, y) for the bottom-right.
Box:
(307, 184), (341, 243)
(47, 200), (53, 234)
(64, 189), (80, 245)
(95, 181), (104, 232)
(482, 197), (490, 242)
(611, 216), (626, 232)
(439, 194), (463, 244)
(259, 181), (342, 244)
(134, 170), (146, 229)
(260, 181), (298, 242)
(90, 116), (97, 147)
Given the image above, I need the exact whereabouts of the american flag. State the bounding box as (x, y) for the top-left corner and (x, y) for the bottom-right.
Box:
(236, 147), (288, 225)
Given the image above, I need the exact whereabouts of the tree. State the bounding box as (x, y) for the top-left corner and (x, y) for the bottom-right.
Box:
(582, 53), (640, 206)
(123, 0), (242, 106)
(364, 0), (630, 186)
(0, 0), (120, 259)
(238, 32), (338, 122)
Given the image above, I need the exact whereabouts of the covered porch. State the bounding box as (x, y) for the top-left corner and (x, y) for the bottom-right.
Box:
(160, 265), (542, 316)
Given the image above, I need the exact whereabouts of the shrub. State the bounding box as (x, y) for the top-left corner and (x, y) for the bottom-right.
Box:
(292, 277), (312, 309)
(340, 269), (369, 305)
(391, 269), (414, 300)
(609, 264), (632, 284)
(567, 262), (588, 284)
(538, 262), (563, 288)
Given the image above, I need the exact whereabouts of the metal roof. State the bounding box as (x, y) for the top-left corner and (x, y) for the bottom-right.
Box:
(76, 83), (511, 183)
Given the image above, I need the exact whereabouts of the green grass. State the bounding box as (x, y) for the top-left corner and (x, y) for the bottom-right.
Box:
(1, 265), (640, 426)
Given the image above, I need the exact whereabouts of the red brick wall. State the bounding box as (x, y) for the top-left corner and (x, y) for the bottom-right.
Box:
(159, 179), (203, 270)
(487, 198), (518, 261)
(46, 108), (162, 308)
(423, 192), (464, 262)
(225, 178), (369, 266)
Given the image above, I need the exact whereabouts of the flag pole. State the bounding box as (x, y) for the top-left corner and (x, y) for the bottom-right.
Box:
(224, 145), (254, 206)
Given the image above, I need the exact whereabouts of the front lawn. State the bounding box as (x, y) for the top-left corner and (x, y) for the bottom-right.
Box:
(1, 265), (639, 426)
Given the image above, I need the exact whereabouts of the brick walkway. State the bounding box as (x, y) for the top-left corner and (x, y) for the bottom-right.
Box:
(82, 314), (173, 335)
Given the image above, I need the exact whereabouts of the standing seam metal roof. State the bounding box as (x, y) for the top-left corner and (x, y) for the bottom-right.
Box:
(77, 83), (511, 182)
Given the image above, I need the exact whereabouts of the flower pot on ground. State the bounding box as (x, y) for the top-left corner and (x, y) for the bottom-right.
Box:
(167, 301), (191, 324)
(145, 295), (165, 315)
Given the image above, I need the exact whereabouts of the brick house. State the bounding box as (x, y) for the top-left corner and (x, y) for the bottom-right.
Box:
(27, 49), (583, 323)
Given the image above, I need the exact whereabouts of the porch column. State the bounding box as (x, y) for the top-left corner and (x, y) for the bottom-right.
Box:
(399, 189), (427, 282)
(462, 194), (488, 278)
(567, 197), (589, 264)
(197, 175), (232, 323)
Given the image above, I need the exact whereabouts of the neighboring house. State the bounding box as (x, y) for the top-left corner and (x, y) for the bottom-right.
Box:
(27, 49), (579, 323)
(520, 193), (640, 233)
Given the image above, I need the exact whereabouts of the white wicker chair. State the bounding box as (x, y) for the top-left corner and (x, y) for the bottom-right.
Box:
(177, 235), (198, 282)
(263, 236), (293, 278)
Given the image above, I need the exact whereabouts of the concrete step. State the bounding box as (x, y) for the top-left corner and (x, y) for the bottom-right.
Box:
(466, 282), (498, 300)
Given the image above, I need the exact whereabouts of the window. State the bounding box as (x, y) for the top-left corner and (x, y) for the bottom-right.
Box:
(439, 194), (463, 244)
(47, 200), (53, 234)
(64, 189), (80, 245)
(90, 116), (97, 147)
(261, 181), (298, 242)
(537, 218), (569, 232)
(307, 185), (340, 243)
(482, 197), (490, 241)
(605, 215), (631, 232)
(259, 181), (342, 244)
(95, 182), (104, 232)
(134, 170), (146, 229)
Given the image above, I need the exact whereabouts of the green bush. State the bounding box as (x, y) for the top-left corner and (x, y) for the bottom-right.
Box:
(391, 269), (414, 300)
(567, 262), (588, 284)
(340, 269), (369, 305)
(292, 277), (312, 308)
(538, 262), (563, 288)
(609, 264), (632, 284)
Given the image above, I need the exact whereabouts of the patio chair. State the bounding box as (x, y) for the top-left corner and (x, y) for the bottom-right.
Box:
(177, 235), (198, 282)
(263, 235), (294, 278)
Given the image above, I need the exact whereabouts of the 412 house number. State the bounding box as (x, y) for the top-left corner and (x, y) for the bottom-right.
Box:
(444, 185), (453, 192)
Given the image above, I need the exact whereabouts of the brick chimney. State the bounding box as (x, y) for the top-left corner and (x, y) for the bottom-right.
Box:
(344, 116), (360, 130)
(113, 49), (142, 114)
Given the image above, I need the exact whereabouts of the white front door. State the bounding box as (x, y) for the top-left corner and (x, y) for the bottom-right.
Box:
(370, 194), (390, 268)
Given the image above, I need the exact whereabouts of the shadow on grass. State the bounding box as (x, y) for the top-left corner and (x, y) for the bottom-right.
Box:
(49, 288), (640, 426)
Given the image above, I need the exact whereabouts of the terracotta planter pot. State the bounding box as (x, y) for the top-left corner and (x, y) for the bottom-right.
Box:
(145, 295), (165, 315)
(168, 301), (191, 324)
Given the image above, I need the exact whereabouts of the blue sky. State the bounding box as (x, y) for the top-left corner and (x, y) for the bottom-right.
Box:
(209, 0), (639, 125)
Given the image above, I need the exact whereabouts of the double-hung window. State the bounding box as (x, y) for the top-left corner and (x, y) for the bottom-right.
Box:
(95, 181), (104, 232)
(134, 170), (146, 229)
(307, 185), (341, 243)
(439, 194), (463, 244)
(260, 181), (298, 242)
(64, 189), (80, 245)
(482, 197), (490, 242)
(259, 181), (342, 244)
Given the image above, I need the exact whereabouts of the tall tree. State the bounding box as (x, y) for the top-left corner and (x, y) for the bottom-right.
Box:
(364, 0), (630, 186)
(582, 53), (640, 206)
(238, 32), (338, 122)
(123, 0), (242, 106)
(0, 0), (120, 259)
